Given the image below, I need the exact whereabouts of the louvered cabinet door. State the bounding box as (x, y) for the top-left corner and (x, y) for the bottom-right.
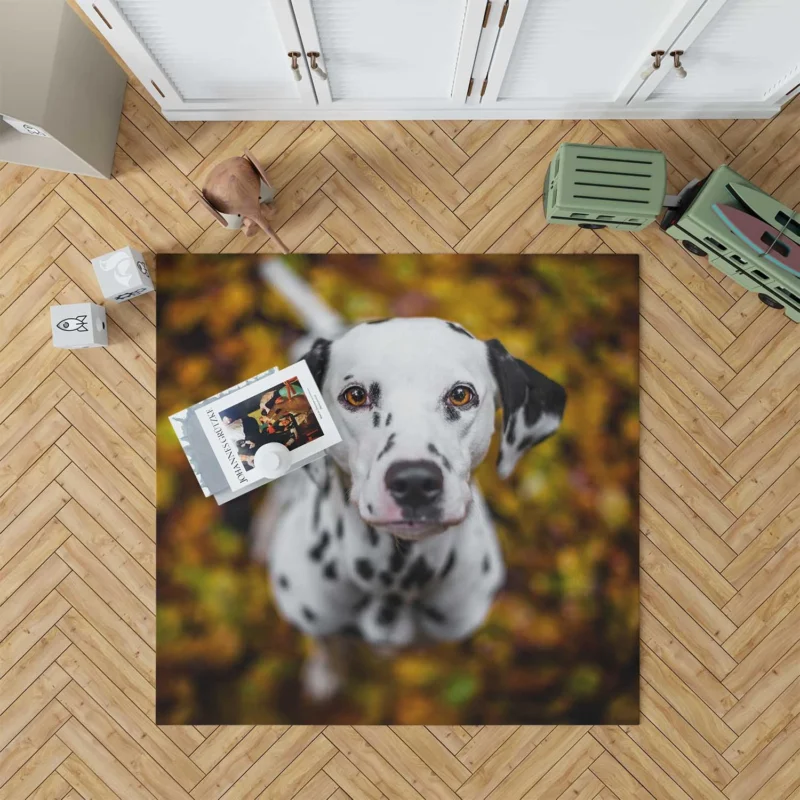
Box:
(75, 0), (316, 113)
(479, 0), (707, 111)
(635, 0), (800, 110)
(289, 0), (486, 108)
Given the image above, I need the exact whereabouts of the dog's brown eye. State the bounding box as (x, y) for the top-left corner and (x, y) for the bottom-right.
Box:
(448, 385), (473, 406)
(343, 386), (367, 407)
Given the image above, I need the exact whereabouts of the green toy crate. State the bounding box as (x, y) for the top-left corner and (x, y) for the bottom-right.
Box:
(660, 164), (800, 323)
(544, 143), (667, 231)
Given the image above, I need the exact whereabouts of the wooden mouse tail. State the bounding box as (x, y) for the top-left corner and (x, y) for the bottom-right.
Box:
(254, 213), (289, 254)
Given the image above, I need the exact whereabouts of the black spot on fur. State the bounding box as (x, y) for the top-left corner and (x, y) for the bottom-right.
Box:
(366, 526), (379, 546)
(372, 412), (380, 428)
(366, 318), (389, 325)
(401, 556), (435, 591)
(278, 574), (290, 590)
(482, 554), (491, 573)
(369, 382), (382, 406)
(385, 413), (392, 427)
(312, 471), (331, 529)
(440, 550), (456, 579)
(339, 623), (361, 637)
(427, 443), (452, 472)
(312, 492), (323, 530)
(355, 558), (374, 580)
(446, 321), (474, 339)
(308, 531), (330, 562)
(343, 485), (352, 504)
(302, 606), (317, 622)
(353, 594), (371, 612)
(506, 412), (518, 446)
(486, 338), (567, 458)
(421, 605), (446, 623)
(320, 474), (332, 497)
(444, 405), (461, 422)
(393, 537), (414, 556)
(517, 434), (535, 451)
(323, 561), (338, 580)
(343, 374), (353, 381)
(377, 433), (396, 461)
(335, 518), (344, 539)
(389, 549), (407, 573)
(301, 338), (331, 389)
(377, 593), (403, 625)
(379, 571), (393, 587)
(367, 503), (374, 515)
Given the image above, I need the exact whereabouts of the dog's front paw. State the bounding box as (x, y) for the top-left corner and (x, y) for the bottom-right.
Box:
(302, 649), (342, 702)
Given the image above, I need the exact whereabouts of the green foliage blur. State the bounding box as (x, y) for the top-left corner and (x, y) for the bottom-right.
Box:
(156, 254), (640, 725)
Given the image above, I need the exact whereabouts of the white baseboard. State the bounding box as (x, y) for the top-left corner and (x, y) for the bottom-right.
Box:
(163, 103), (780, 122)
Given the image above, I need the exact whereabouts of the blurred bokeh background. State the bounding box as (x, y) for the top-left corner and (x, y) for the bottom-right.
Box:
(156, 254), (640, 725)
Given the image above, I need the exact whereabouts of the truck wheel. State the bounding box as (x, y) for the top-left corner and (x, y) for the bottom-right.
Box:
(578, 223), (606, 230)
(682, 240), (707, 257)
(758, 293), (784, 310)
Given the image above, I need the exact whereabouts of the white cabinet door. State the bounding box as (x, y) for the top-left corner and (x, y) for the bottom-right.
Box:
(75, 0), (316, 112)
(636, 0), (800, 109)
(289, 0), (486, 109)
(479, 0), (707, 111)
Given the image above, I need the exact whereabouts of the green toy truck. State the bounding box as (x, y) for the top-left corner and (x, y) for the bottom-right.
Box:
(659, 165), (800, 322)
(543, 143), (667, 232)
(544, 143), (800, 322)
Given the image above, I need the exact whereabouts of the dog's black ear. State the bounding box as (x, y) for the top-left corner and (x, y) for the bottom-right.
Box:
(301, 337), (331, 389)
(486, 339), (566, 479)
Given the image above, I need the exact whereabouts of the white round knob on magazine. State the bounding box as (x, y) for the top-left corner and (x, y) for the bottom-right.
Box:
(254, 442), (292, 478)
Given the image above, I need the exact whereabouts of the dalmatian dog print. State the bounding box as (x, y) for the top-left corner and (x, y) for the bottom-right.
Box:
(252, 274), (566, 700)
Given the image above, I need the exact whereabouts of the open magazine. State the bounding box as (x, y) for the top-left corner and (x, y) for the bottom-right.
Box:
(169, 361), (341, 504)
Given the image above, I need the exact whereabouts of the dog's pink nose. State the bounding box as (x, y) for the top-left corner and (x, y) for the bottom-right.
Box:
(385, 460), (443, 509)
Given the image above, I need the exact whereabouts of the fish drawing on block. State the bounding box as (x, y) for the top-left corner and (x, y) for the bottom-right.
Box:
(712, 204), (800, 276)
(57, 315), (89, 332)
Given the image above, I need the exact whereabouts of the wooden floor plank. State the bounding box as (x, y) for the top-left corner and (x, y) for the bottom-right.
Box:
(722, 490), (800, 588)
(56, 427), (154, 537)
(0, 170), (65, 242)
(0, 228), (68, 316)
(329, 122), (468, 246)
(0, 192), (69, 279)
(400, 121), (469, 175)
(322, 137), (450, 253)
(57, 751), (125, 800)
(364, 120), (469, 210)
(55, 463), (154, 575)
(56, 573), (155, 683)
(121, 85), (202, 175)
(639, 681), (737, 790)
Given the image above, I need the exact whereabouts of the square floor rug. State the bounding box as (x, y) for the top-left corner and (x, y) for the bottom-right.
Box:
(156, 254), (639, 725)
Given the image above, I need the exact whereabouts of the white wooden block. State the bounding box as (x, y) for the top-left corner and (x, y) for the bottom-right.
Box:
(91, 246), (154, 302)
(51, 302), (107, 348)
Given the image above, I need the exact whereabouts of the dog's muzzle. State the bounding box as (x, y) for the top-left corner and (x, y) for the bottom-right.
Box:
(384, 459), (443, 520)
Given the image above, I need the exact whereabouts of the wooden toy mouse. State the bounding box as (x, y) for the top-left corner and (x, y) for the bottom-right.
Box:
(196, 149), (288, 253)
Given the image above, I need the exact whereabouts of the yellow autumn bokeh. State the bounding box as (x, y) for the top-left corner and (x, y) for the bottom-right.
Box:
(156, 253), (639, 725)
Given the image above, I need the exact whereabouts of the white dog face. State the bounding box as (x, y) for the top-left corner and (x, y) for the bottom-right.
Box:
(303, 318), (566, 540)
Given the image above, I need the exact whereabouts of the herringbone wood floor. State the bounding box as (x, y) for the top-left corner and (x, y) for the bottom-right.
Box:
(2, 66), (800, 800)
